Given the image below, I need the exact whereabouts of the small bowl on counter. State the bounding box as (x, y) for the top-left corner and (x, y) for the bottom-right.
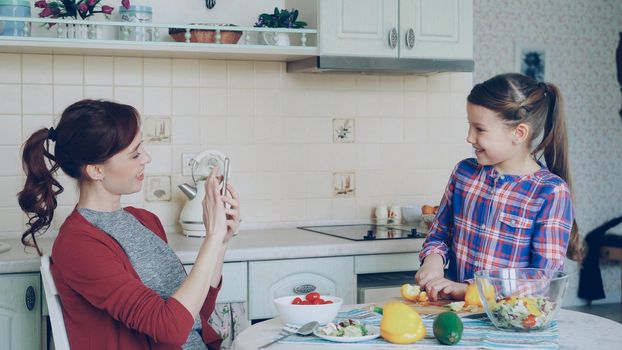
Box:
(474, 268), (568, 331)
(274, 295), (343, 325)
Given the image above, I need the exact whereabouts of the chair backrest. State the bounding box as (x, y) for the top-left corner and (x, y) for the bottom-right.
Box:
(41, 255), (71, 350)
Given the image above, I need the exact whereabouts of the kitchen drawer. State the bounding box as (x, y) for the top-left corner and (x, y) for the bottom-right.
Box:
(354, 253), (420, 274)
(248, 257), (355, 320)
(184, 262), (247, 303)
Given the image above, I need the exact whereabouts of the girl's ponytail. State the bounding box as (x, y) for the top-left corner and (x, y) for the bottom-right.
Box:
(532, 84), (583, 262)
(18, 128), (64, 256)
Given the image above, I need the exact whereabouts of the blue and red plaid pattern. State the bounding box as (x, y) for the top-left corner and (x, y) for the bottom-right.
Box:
(419, 158), (573, 283)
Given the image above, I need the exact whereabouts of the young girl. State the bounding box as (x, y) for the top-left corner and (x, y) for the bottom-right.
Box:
(18, 99), (240, 350)
(415, 73), (582, 301)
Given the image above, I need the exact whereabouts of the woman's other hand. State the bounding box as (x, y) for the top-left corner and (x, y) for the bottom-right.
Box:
(221, 182), (240, 243)
(415, 254), (445, 287)
(202, 167), (227, 240)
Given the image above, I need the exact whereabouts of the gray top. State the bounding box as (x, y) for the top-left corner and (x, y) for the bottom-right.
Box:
(79, 208), (206, 350)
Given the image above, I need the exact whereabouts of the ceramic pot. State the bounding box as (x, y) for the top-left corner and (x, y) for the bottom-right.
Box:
(262, 31), (290, 46)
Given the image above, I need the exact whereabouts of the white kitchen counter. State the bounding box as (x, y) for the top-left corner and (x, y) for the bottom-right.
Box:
(0, 228), (424, 274)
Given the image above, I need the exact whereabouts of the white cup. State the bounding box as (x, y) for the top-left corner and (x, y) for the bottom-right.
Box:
(389, 204), (402, 223)
(375, 205), (388, 222)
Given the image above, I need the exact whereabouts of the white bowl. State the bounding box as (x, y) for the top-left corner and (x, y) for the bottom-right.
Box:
(401, 205), (421, 224)
(274, 295), (343, 325)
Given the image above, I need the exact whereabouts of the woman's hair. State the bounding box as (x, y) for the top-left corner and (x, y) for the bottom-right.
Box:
(467, 73), (583, 262)
(18, 99), (140, 255)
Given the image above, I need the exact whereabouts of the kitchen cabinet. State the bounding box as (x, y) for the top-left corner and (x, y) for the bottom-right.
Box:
(248, 256), (355, 320)
(184, 261), (248, 304)
(0, 273), (41, 350)
(318, 0), (472, 59)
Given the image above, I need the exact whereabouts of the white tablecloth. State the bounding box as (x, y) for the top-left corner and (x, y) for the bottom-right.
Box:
(232, 308), (622, 350)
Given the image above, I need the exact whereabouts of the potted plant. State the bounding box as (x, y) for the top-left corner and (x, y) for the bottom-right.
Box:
(254, 7), (307, 46)
(35, 0), (130, 39)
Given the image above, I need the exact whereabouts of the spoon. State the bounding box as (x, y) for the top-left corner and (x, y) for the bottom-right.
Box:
(258, 321), (319, 349)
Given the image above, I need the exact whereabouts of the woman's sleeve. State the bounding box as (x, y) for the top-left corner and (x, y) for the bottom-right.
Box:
(529, 184), (573, 271)
(54, 233), (195, 346)
(200, 278), (223, 349)
(418, 164), (458, 265)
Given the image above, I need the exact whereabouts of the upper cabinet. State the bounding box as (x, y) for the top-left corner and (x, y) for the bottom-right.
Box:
(317, 0), (472, 60)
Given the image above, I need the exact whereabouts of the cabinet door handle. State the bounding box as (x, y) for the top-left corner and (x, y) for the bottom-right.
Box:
(388, 28), (398, 49)
(293, 284), (316, 294)
(25, 285), (36, 311)
(405, 28), (415, 49)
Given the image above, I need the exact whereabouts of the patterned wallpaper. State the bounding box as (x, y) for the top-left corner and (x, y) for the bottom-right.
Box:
(474, 0), (622, 305)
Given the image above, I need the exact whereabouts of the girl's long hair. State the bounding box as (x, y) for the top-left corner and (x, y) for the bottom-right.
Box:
(467, 73), (583, 262)
(18, 100), (140, 255)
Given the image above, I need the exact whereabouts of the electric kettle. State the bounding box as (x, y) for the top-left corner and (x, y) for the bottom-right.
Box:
(178, 150), (229, 237)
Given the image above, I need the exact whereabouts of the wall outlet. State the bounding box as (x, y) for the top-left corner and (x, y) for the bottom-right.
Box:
(181, 153), (196, 176)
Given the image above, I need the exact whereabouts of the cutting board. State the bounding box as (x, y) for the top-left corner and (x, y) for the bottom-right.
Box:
(381, 297), (482, 315)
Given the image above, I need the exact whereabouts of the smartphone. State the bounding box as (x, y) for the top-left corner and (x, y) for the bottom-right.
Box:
(221, 157), (230, 197)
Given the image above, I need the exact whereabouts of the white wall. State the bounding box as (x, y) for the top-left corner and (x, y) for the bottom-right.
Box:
(474, 0), (622, 305)
(0, 54), (473, 236)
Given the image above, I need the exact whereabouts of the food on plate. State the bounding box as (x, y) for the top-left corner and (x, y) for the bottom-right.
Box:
(316, 319), (369, 337)
(489, 296), (556, 330)
(380, 302), (426, 344)
(433, 311), (464, 345)
(464, 282), (494, 307)
(400, 283), (429, 303)
(291, 291), (334, 305)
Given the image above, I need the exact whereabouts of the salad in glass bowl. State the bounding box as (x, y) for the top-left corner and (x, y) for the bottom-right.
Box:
(474, 268), (568, 331)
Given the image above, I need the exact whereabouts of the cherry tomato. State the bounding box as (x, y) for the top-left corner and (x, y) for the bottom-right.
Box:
(324, 300), (333, 304)
(300, 300), (311, 305)
(317, 298), (326, 304)
(291, 297), (303, 305)
(305, 292), (320, 302)
(522, 314), (536, 329)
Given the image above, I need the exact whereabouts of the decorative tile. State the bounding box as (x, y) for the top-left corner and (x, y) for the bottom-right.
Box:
(333, 172), (355, 197)
(333, 118), (355, 143)
(143, 117), (171, 143)
(145, 175), (171, 202)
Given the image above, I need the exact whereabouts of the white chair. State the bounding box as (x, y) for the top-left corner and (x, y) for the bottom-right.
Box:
(41, 255), (71, 350)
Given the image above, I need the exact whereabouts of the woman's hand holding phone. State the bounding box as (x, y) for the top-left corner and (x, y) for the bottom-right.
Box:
(202, 167), (227, 241)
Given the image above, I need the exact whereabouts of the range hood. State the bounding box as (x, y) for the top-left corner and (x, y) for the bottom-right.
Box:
(287, 56), (474, 74)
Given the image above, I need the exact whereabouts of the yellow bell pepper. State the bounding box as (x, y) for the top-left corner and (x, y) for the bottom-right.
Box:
(380, 302), (426, 344)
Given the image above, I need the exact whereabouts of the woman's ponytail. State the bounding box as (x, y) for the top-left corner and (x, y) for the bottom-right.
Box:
(18, 128), (64, 256)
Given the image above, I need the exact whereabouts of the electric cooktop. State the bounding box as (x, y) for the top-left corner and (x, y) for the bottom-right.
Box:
(298, 224), (424, 241)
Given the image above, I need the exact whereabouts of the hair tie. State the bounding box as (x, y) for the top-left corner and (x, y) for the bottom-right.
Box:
(538, 82), (548, 97)
(47, 127), (57, 142)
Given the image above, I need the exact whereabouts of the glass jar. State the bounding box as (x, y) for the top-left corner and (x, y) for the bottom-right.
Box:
(119, 5), (153, 41)
(0, 0), (30, 37)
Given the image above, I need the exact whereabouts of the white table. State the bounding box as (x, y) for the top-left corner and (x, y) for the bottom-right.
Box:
(232, 308), (622, 349)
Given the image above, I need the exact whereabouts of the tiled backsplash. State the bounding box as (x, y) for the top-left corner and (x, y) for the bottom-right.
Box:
(0, 53), (472, 237)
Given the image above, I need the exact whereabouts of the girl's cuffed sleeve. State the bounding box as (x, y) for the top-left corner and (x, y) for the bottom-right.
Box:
(530, 183), (573, 271)
(419, 165), (458, 265)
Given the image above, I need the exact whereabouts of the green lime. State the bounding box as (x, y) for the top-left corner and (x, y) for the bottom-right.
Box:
(433, 311), (464, 345)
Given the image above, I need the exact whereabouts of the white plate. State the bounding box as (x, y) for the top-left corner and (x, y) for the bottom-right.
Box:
(313, 325), (380, 343)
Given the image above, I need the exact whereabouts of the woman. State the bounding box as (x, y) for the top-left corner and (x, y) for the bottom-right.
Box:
(18, 99), (240, 349)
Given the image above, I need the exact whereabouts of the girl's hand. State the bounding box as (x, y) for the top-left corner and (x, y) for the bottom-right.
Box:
(202, 167), (227, 241)
(221, 182), (241, 243)
(421, 277), (467, 301)
(415, 254), (445, 287)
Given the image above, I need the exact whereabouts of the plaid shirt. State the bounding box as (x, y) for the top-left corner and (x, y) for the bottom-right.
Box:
(419, 158), (573, 283)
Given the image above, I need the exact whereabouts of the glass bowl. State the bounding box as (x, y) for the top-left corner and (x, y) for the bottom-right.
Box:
(474, 268), (568, 331)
